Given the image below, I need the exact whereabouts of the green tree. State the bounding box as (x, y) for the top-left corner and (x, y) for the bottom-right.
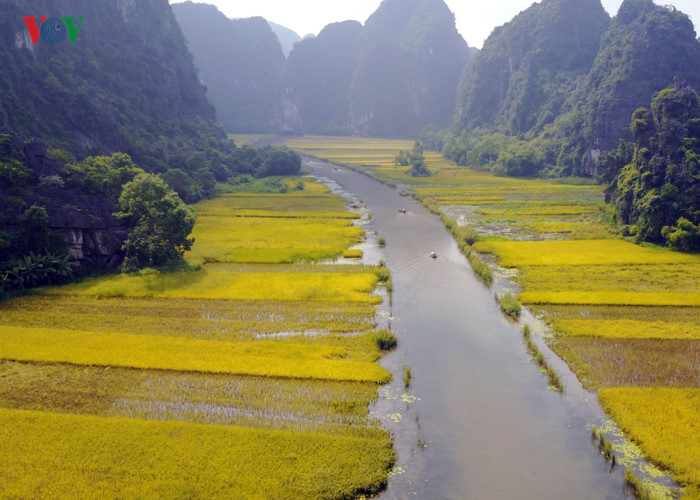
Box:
(160, 168), (194, 202)
(117, 173), (196, 269)
(408, 140), (431, 177)
(68, 153), (142, 201)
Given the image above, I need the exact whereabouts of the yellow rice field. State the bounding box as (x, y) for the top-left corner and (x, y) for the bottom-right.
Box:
(44, 267), (380, 303)
(0, 409), (394, 499)
(189, 188), (365, 264)
(599, 388), (700, 494)
(0, 326), (390, 383)
(473, 240), (700, 267)
(553, 319), (700, 340)
(0, 173), (396, 496)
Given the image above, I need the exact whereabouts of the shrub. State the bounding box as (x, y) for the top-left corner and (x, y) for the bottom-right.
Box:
(373, 330), (397, 350)
(499, 293), (521, 318)
(378, 237), (386, 247)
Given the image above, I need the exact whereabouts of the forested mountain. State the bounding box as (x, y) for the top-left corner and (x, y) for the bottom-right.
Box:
(173, 2), (285, 133)
(447, 0), (700, 179)
(282, 0), (471, 137)
(456, 0), (610, 137)
(555, 0), (700, 174)
(0, 0), (226, 167)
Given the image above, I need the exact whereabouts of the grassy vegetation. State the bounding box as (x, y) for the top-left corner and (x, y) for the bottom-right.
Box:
(0, 175), (397, 496)
(550, 337), (700, 391)
(499, 293), (522, 318)
(0, 361), (384, 437)
(283, 136), (700, 493)
(523, 325), (563, 392)
(0, 295), (376, 339)
(599, 388), (700, 494)
(0, 409), (394, 499)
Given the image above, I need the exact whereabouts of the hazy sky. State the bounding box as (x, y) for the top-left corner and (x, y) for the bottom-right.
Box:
(171, 0), (700, 49)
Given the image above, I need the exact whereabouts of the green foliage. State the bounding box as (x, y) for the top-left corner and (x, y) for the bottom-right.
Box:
(493, 142), (542, 177)
(403, 366), (412, 389)
(66, 153), (142, 201)
(0, 1), (226, 166)
(408, 140), (432, 177)
(373, 330), (397, 351)
(117, 174), (196, 269)
(613, 84), (700, 247)
(1, 252), (74, 293)
(662, 217), (700, 252)
(499, 293), (522, 318)
(0, 158), (31, 186)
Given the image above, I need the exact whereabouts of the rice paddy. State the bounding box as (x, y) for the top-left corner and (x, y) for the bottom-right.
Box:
(188, 188), (365, 264)
(284, 135), (700, 495)
(0, 409), (394, 499)
(0, 176), (396, 497)
(599, 388), (700, 495)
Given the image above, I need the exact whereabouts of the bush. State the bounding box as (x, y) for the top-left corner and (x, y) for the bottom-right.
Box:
(373, 330), (397, 350)
(499, 293), (521, 318)
(662, 217), (700, 252)
(378, 237), (386, 247)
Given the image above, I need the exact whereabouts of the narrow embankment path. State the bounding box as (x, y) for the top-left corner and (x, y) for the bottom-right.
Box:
(307, 157), (625, 499)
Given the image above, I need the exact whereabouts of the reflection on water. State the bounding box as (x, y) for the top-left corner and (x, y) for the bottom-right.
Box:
(306, 158), (637, 500)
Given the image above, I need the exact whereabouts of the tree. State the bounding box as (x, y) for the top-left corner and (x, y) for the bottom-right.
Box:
(408, 140), (431, 177)
(116, 173), (196, 269)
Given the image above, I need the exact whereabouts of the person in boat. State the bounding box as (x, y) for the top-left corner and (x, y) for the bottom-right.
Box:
(430, 252), (437, 259)
(399, 208), (407, 214)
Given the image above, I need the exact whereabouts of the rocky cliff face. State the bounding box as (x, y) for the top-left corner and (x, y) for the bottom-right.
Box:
(281, 0), (470, 137)
(173, 2), (286, 133)
(281, 21), (363, 135)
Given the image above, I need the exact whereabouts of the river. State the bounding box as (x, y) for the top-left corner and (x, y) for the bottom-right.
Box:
(306, 157), (628, 499)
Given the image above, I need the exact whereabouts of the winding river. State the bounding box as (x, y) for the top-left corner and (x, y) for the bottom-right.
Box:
(306, 157), (629, 499)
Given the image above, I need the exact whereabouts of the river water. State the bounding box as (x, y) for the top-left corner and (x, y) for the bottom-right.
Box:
(306, 158), (628, 499)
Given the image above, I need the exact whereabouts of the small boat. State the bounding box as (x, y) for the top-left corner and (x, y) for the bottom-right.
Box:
(430, 252), (438, 259)
(399, 208), (407, 214)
